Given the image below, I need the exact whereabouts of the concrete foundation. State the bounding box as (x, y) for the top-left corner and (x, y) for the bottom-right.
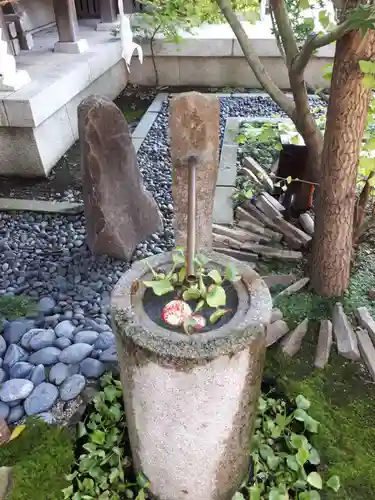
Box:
(111, 251), (272, 500)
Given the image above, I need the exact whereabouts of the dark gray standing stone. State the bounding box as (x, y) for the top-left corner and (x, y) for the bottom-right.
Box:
(3, 344), (28, 369)
(0, 402), (9, 420)
(80, 358), (105, 378)
(24, 383), (59, 416)
(59, 343), (93, 364)
(94, 332), (115, 350)
(74, 330), (99, 345)
(0, 379), (34, 402)
(99, 345), (117, 362)
(30, 365), (46, 386)
(78, 95), (163, 260)
(0, 336), (6, 357)
(4, 319), (35, 344)
(170, 92), (220, 251)
(55, 320), (75, 340)
(29, 329), (56, 350)
(49, 363), (71, 386)
(28, 347), (61, 366)
(7, 405), (24, 424)
(0, 369), (6, 383)
(37, 297), (56, 315)
(60, 374), (86, 401)
(54, 337), (72, 350)
(9, 362), (34, 379)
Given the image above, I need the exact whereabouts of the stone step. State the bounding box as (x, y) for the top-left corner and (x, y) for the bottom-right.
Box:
(332, 303), (360, 361)
(261, 274), (297, 288)
(355, 306), (375, 344)
(212, 233), (243, 250)
(270, 308), (283, 323)
(238, 166), (262, 186)
(273, 217), (312, 246)
(262, 192), (285, 212)
(266, 320), (289, 347)
(277, 277), (310, 298)
(255, 194), (282, 221)
(281, 318), (309, 357)
(213, 247), (258, 264)
(356, 327), (375, 381)
(314, 319), (333, 369)
(242, 201), (281, 232)
(213, 224), (264, 243)
(242, 244), (303, 261)
(243, 156), (273, 190)
(236, 206), (265, 227)
(0, 198), (84, 214)
(299, 213), (314, 236)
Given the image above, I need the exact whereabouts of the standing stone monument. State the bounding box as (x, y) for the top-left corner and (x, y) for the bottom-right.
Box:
(78, 95), (163, 261)
(169, 92), (220, 251)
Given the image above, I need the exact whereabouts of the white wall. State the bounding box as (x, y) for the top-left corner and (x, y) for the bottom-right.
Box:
(18, 0), (55, 31)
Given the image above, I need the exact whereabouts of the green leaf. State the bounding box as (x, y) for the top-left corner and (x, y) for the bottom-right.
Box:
(232, 493), (246, 500)
(298, 492), (320, 500)
(208, 269), (222, 284)
(178, 266), (186, 284)
(225, 264), (239, 282)
(77, 422), (87, 438)
(136, 472), (150, 489)
(259, 444), (274, 460)
(209, 308), (229, 324)
(296, 394), (311, 410)
(199, 275), (207, 297)
(183, 316), (198, 334)
(183, 286), (201, 301)
(307, 472), (323, 490)
(294, 408), (308, 422)
(143, 279), (174, 296)
(267, 454), (281, 470)
(304, 414), (320, 433)
(308, 447), (321, 465)
(286, 176), (292, 184)
(291, 433), (308, 450)
(296, 446), (310, 466)
(363, 74), (375, 89)
(91, 430), (106, 445)
(135, 491), (145, 500)
(318, 10), (330, 29)
(286, 455), (299, 471)
(73, 493), (82, 500)
(359, 60), (375, 74)
(195, 253), (210, 267)
(248, 485), (261, 500)
(206, 284), (226, 307)
(195, 299), (205, 313)
(326, 475), (341, 492)
(83, 443), (97, 453)
(299, 0), (309, 9)
(104, 385), (118, 402)
(172, 250), (185, 265)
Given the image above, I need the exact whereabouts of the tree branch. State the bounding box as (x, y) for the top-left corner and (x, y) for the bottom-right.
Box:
(293, 20), (352, 73)
(269, 0), (299, 66)
(215, 0), (295, 118)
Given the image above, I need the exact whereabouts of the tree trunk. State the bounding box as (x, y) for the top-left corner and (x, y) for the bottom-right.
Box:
(311, 28), (375, 297)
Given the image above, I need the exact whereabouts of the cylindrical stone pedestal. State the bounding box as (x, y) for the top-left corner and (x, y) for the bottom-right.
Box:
(111, 252), (271, 500)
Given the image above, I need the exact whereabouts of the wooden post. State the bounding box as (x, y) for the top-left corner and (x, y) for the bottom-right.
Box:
(53, 0), (79, 43)
(100, 0), (117, 23)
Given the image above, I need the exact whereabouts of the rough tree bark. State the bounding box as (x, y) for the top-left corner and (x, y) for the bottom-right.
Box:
(311, 28), (375, 296)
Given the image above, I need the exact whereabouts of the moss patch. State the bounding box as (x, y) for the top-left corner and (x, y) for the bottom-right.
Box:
(0, 296), (36, 321)
(265, 345), (375, 500)
(265, 243), (375, 499)
(0, 419), (74, 500)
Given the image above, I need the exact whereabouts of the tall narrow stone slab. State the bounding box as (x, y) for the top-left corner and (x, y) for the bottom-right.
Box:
(314, 320), (332, 369)
(281, 318), (309, 357)
(332, 303), (360, 361)
(79, 95), (162, 260)
(170, 92), (220, 250)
